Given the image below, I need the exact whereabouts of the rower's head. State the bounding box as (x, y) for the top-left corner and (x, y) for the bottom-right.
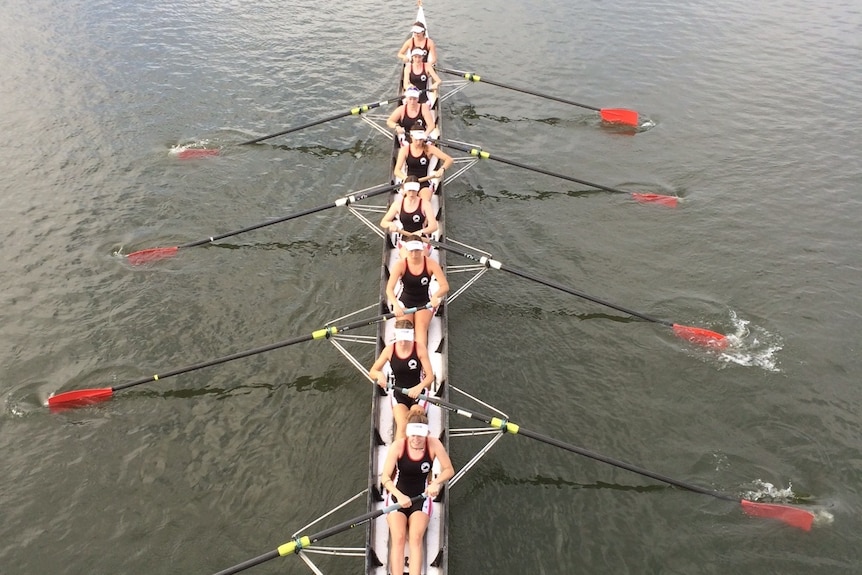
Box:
(409, 130), (427, 145)
(410, 48), (425, 61)
(411, 22), (426, 37)
(405, 409), (430, 446)
(393, 319), (415, 345)
(403, 86), (421, 102)
(402, 234), (425, 256)
(402, 176), (421, 195)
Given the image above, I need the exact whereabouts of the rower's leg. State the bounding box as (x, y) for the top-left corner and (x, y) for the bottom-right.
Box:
(419, 185), (433, 203)
(387, 511), (408, 575)
(407, 511), (430, 575)
(413, 308), (432, 349)
(392, 403), (409, 440)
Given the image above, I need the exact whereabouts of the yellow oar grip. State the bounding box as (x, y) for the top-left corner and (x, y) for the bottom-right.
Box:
(312, 327), (338, 340)
(465, 73), (481, 82)
(277, 536), (311, 556)
(469, 148), (491, 160)
(490, 417), (520, 434)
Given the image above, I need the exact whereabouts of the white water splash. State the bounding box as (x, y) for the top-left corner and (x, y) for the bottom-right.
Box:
(715, 310), (783, 372)
(743, 479), (795, 502)
(169, 139), (213, 154)
(638, 119), (657, 130)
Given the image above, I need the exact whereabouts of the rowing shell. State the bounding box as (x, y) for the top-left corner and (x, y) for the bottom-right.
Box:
(366, 6), (450, 575)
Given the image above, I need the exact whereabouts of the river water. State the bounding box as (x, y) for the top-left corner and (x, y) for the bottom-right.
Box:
(1, 0), (860, 573)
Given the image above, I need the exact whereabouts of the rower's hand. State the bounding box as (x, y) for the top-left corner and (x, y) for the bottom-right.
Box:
(388, 224), (400, 233)
(408, 384), (424, 399)
(425, 481), (442, 498)
(396, 492), (413, 508)
(396, 126), (405, 135)
(375, 375), (388, 389)
(433, 168), (445, 179)
(393, 304), (406, 318)
(430, 294), (443, 308)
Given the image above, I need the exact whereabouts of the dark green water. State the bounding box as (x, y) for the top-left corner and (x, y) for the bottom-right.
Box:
(1, 0), (860, 573)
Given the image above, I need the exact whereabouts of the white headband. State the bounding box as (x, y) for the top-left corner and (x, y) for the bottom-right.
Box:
(403, 240), (424, 251)
(403, 181), (421, 192)
(406, 422), (429, 437)
(394, 328), (414, 341)
(411, 25), (425, 33)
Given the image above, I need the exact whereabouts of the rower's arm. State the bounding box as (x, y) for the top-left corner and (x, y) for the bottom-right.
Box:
(393, 147), (408, 181)
(396, 38), (411, 62)
(386, 106), (405, 133)
(428, 259), (449, 304)
(419, 199), (437, 236)
(380, 199), (403, 232)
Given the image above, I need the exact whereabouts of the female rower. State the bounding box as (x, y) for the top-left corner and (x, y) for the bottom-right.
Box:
(402, 48), (441, 105)
(397, 21), (437, 65)
(380, 408), (454, 575)
(393, 130), (453, 202)
(380, 175), (438, 239)
(386, 86), (436, 145)
(368, 318), (434, 441)
(385, 234), (449, 350)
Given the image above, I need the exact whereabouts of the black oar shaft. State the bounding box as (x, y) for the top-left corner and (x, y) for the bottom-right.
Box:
(437, 139), (631, 196)
(409, 391), (733, 502)
(238, 98), (398, 146)
(211, 496), (424, 575)
(427, 239), (671, 327)
(437, 67), (600, 112)
(113, 308), (418, 393)
(213, 551), (279, 575)
(179, 183), (398, 249)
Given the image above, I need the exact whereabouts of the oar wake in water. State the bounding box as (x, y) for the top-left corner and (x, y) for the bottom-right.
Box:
(406, 391), (823, 531)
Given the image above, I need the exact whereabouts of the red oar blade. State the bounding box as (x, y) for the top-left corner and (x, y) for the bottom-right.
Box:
(126, 246), (179, 265)
(631, 193), (679, 207)
(600, 108), (639, 126)
(672, 324), (729, 349)
(740, 499), (814, 531)
(172, 148), (220, 159)
(47, 387), (114, 408)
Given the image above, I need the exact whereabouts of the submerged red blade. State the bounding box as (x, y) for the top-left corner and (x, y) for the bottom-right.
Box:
(175, 148), (219, 159)
(631, 193), (679, 207)
(47, 387), (114, 407)
(740, 499), (814, 531)
(600, 108), (639, 126)
(672, 324), (728, 349)
(126, 246), (179, 265)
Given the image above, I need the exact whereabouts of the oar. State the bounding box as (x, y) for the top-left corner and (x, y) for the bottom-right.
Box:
(47, 305), (431, 408)
(172, 96), (403, 158)
(434, 138), (678, 207)
(405, 390), (815, 531)
(426, 238), (727, 348)
(437, 67), (640, 127)
(211, 494), (425, 575)
(125, 182), (399, 265)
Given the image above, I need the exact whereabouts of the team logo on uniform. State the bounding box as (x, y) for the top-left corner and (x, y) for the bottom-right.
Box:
(421, 462), (432, 473)
(420, 277), (429, 286)
(419, 157), (427, 166)
(412, 214), (422, 223)
(408, 359), (418, 370)
(420, 74), (427, 83)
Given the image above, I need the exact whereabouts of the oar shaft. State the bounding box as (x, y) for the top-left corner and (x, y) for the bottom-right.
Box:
(427, 239), (671, 327)
(437, 67), (601, 112)
(113, 307), (426, 393)
(238, 98), (398, 146)
(179, 183), (398, 249)
(212, 551), (279, 575)
(437, 139), (631, 196)
(210, 496), (423, 575)
(407, 390), (732, 502)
